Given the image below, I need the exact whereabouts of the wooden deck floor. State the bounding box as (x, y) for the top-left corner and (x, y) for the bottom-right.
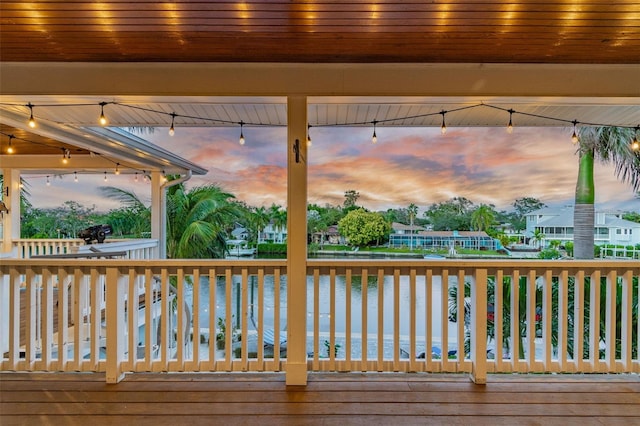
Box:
(1, 372), (639, 425)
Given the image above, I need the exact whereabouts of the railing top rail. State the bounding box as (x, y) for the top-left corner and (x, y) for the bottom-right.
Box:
(0, 258), (288, 268)
(1, 258), (637, 274)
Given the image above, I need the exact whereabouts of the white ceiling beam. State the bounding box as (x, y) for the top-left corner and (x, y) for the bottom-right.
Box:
(2, 63), (639, 99)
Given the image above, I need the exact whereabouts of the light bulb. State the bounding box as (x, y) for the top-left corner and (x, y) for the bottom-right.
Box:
(169, 113), (176, 136)
(7, 136), (14, 154)
(74, 172), (78, 183)
(104, 172), (108, 182)
(307, 135), (312, 147)
(371, 120), (378, 144)
(46, 176), (50, 186)
(507, 110), (514, 134)
(440, 111), (447, 135)
(571, 120), (579, 144)
(632, 137), (639, 151)
(134, 172), (139, 182)
(238, 121), (246, 145)
(27, 103), (36, 128)
(99, 102), (108, 126)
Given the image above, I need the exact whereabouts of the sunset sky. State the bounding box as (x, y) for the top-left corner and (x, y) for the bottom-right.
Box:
(24, 126), (639, 215)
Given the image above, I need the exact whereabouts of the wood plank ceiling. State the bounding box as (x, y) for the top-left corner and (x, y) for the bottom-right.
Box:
(1, 1), (639, 64)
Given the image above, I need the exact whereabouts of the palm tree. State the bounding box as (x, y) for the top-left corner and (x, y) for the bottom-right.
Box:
(407, 203), (418, 250)
(449, 274), (638, 361)
(99, 187), (151, 237)
(531, 229), (545, 249)
(268, 203), (287, 242)
(101, 181), (239, 258)
(166, 183), (239, 258)
(574, 127), (640, 259)
(470, 204), (495, 232)
(250, 206), (270, 244)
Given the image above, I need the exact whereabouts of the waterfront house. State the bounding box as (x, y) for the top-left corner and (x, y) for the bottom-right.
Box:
(526, 207), (640, 247)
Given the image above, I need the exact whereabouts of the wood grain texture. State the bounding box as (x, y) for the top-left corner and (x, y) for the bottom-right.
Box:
(1, 372), (639, 425)
(1, 1), (638, 63)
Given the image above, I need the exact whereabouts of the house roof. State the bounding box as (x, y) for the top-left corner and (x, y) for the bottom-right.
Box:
(391, 222), (425, 232)
(530, 207), (640, 229)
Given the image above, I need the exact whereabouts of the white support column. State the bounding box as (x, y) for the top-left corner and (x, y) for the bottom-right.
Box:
(150, 172), (165, 259)
(285, 95), (308, 386)
(1, 169), (21, 253)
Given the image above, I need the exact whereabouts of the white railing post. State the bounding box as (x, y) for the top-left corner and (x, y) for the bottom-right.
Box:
(106, 266), (125, 383)
(470, 268), (487, 384)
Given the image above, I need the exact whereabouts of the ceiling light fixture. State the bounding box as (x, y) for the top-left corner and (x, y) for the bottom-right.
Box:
(27, 102), (36, 128)
(507, 109), (514, 134)
(7, 134), (15, 154)
(239, 121), (245, 145)
(99, 102), (108, 126)
(169, 112), (176, 136)
(371, 120), (378, 144)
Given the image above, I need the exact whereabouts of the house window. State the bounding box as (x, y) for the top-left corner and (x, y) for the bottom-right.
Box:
(617, 229), (622, 235)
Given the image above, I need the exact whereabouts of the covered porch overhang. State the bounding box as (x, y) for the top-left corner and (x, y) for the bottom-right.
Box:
(0, 110), (208, 258)
(1, 63), (640, 387)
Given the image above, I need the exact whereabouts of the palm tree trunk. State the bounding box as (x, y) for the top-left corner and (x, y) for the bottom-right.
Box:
(574, 150), (595, 259)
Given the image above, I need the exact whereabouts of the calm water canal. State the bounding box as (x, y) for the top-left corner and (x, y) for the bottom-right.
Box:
(185, 272), (460, 357)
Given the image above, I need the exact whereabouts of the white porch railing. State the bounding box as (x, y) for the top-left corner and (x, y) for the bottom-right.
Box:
(1, 259), (638, 383)
(13, 238), (159, 260)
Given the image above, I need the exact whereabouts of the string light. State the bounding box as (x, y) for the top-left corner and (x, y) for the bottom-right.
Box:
(161, 170), (167, 184)
(74, 171), (78, 182)
(632, 126), (639, 151)
(143, 171), (148, 183)
(169, 112), (176, 136)
(7, 134), (14, 154)
(61, 148), (68, 164)
(27, 102), (36, 128)
(307, 124), (312, 147)
(507, 109), (514, 134)
(571, 120), (579, 144)
(440, 111), (447, 135)
(134, 172), (139, 182)
(239, 121), (245, 145)
(371, 120), (378, 144)
(104, 171), (108, 182)
(9, 101), (639, 135)
(46, 175), (50, 186)
(99, 102), (108, 126)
